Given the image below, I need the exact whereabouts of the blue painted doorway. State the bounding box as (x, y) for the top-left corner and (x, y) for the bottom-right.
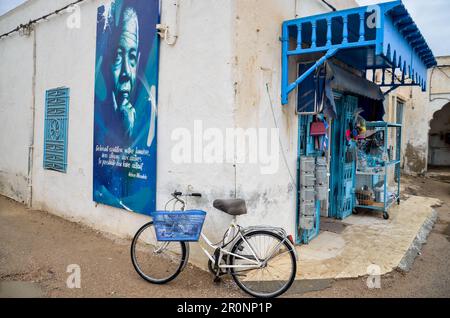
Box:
(329, 94), (358, 219)
(296, 115), (323, 244)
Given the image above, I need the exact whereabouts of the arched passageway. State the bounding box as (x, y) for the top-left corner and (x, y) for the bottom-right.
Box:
(428, 102), (450, 168)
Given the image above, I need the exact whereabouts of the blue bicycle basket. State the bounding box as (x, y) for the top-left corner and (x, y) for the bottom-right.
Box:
(152, 210), (207, 242)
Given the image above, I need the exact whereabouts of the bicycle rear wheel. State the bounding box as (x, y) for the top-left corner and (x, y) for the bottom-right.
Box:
(229, 230), (297, 298)
(131, 222), (188, 284)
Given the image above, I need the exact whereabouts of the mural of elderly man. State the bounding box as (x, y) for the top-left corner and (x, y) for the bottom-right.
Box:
(93, 0), (159, 215)
(111, 6), (139, 139)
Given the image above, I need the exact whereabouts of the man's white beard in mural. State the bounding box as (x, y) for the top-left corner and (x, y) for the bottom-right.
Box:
(112, 92), (136, 138)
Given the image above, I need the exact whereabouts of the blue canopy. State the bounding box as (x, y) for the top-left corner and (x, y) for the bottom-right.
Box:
(281, 1), (437, 105)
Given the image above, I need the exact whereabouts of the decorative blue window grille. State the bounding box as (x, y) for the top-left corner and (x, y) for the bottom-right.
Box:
(44, 87), (70, 173)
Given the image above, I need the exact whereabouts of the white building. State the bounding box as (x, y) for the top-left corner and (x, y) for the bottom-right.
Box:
(0, 0), (435, 267)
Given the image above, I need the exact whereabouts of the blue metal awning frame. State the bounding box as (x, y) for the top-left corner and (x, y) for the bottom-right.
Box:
(281, 1), (437, 105)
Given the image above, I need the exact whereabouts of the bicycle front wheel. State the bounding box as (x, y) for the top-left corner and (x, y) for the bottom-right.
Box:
(131, 222), (188, 284)
(229, 230), (297, 298)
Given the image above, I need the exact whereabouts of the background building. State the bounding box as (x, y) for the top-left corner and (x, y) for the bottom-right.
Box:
(403, 57), (450, 174)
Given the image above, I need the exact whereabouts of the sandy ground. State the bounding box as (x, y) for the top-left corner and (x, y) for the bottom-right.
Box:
(0, 195), (243, 298)
(298, 173), (450, 298)
(0, 174), (449, 298)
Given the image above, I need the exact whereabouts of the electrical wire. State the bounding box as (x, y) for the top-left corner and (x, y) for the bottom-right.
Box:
(265, 83), (298, 189)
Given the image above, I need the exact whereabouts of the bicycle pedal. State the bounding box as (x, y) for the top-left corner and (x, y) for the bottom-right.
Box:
(213, 276), (222, 284)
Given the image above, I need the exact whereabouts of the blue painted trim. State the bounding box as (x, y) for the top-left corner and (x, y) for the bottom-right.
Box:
(281, 22), (289, 106)
(281, 1), (436, 105)
(287, 40), (376, 56)
(296, 115), (324, 244)
(295, 116), (301, 245)
(282, 48), (339, 105)
(329, 95), (357, 220)
(287, 48), (339, 95)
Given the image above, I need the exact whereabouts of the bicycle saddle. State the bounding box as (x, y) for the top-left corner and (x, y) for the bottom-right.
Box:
(213, 199), (247, 216)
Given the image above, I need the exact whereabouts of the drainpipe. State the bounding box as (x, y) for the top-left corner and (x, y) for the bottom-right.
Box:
(27, 28), (37, 208)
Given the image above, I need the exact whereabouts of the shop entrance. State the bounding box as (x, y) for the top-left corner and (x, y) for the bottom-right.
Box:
(296, 91), (359, 243)
(287, 2), (433, 245)
(296, 91), (374, 243)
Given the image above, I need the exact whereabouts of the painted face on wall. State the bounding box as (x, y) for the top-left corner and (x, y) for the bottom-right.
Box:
(111, 7), (139, 137)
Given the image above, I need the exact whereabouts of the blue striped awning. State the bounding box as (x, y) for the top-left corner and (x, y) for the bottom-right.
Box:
(281, 1), (437, 105)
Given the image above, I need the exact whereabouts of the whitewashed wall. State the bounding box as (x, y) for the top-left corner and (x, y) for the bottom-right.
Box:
(0, 0), (238, 268)
(0, 0), (359, 268)
(0, 32), (34, 204)
(231, 0), (357, 235)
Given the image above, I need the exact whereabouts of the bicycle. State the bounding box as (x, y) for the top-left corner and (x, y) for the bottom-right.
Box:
(130, 191), (298, 298)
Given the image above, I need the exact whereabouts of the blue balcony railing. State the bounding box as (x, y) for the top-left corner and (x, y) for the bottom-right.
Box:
(281, 1), (436, 105)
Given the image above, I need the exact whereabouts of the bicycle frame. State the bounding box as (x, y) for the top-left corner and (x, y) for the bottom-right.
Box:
(195, 218), (297, 272)
(198, 218), (261, 270)
(132, 191), (299, 298)
(165, 192), (297, 273)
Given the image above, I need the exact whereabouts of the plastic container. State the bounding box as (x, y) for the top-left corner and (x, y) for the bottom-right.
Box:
(301, 202), (315, 216)
(315, 169), (328, 185)
(316, 157), (327, 167)
(300, 216), (314, 230)
(300, 157), (315, 172)
(300, 173), (316, 187)
(374, 187), (385, 202)
(152, 210), (207, 242)
(300, 188), (316, 202)
(315, 185), (329, 201)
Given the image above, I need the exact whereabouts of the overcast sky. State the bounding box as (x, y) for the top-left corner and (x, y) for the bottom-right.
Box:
(0, 0), (27, 16)
(357, 0), (449, 56)
(0, 0), (448, 56)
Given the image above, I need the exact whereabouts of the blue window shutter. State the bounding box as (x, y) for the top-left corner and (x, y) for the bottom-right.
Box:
(43, 87), (69, 173)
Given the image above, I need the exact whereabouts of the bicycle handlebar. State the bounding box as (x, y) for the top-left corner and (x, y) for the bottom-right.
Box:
(172, 191), (202, 198)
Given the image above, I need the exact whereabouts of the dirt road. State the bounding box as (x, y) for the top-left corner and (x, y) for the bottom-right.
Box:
(0, 174), (449, 298)
(0, 196), (242, 298)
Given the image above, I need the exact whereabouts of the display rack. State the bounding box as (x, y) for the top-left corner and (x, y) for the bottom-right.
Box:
(354, 122), (402, 219)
